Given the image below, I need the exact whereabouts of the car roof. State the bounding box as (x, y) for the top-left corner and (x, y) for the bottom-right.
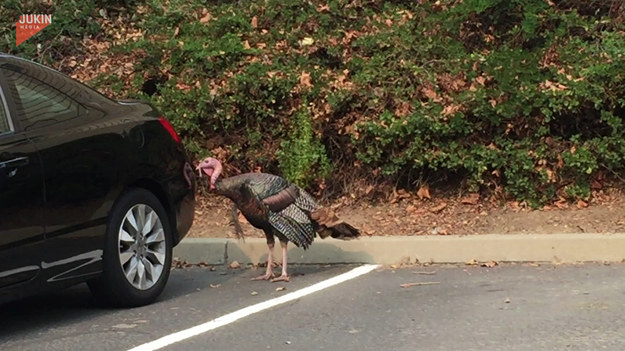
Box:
(0, 53), (115, 106)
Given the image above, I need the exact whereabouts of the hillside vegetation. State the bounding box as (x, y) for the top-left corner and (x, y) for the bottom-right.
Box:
(2, 0), (625, 206)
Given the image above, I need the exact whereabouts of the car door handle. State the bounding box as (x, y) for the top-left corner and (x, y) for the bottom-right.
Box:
(0, 156), (29, 169)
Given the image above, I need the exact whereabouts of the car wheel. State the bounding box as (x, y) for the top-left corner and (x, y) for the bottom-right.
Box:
(88, 188), (172, 307)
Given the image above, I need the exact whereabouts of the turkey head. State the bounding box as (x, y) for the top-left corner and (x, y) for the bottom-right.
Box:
(196, 157), (222, 189)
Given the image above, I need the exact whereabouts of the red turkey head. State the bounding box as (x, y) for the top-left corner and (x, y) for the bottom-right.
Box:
(196, 157), (222, 190)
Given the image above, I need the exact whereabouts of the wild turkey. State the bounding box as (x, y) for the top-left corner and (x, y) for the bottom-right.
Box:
(196, 157), (360, 282)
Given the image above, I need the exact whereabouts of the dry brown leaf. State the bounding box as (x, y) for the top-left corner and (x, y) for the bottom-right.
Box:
(342, 31), (358, 44)
(461, 193), (480, 205)
(397, 189), (411, 198)
(199, 12), (211, 24)
(429, 202), (447, 213)
(417, 185), (431, 200)
(229, 261), (240, 269)
(421, 86), (439, 101)
(442, 104), (462, 116)
(541, 80), (568, 91)
(394, 101), (412, 117)
(300, 71), (312, 88)
(577, 199), (588, 209)
(275, 40), (288, 50)
(465, 259), (479, 266)
(300, 37), (315, 46)
(438, 72), (466, 92)
(176, 82), (192, 91)
(555, 199), (569, 209)
(251, 16), (258, 28)
(390, 188), (411, 203)
(556, 154), (565, 169)
(317, 4), (330, 12)
(481, 260), (498, 268)
(591, 180), (603, 190)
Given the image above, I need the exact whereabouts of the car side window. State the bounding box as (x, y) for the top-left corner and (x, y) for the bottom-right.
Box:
(1, 67), (80, 130)
(0, 88), (11, 134)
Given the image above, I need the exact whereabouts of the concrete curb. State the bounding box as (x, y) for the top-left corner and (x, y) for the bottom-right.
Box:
(174, 234), (625, 265)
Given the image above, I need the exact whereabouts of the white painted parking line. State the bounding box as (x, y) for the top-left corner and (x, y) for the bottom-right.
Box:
(127, 264), (380, 351)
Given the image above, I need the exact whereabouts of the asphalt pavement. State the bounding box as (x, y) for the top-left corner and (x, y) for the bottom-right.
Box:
(1, 263), (624, 351)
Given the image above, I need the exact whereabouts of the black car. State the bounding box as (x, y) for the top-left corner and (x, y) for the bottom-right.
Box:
(0, 54), (195, 307)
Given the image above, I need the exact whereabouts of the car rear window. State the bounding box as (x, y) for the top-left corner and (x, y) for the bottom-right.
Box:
(1, 67), (81, 131)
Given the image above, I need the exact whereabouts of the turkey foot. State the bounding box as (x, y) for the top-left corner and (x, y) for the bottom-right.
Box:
(251, 271), (275, 281)
(271, 274), (290, 282)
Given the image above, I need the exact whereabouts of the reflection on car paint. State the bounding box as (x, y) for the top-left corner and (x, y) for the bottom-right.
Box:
(41, 249), (102, 282)
(0, 265), (39, 279)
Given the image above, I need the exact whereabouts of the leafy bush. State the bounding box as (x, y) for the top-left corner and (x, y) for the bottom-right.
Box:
(4, 0), (625, 205)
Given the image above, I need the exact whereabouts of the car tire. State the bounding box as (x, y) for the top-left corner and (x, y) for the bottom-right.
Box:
(88, 188), (173, 307)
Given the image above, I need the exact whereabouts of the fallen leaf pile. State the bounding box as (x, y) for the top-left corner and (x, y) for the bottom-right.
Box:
(190, 181), (625, 238)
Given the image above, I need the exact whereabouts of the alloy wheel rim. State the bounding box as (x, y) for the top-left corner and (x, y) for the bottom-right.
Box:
(118, 204), (166, 290)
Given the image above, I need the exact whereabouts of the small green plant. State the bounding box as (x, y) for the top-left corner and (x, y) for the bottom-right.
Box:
(277, 104), (331, 188)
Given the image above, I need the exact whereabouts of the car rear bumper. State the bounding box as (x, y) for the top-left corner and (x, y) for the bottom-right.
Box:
(174, 162), (196, 245)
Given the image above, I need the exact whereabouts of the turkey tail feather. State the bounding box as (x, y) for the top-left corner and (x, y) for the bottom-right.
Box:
(328, 222), (360, 240)
(230, 203), (245, 241)
(310, 208), (360, 240)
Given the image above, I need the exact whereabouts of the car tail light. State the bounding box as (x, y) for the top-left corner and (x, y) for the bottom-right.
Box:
(158, 117), (181, 143)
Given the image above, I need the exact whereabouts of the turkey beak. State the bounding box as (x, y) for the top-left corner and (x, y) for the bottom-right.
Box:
(196, 163), (217, 190)
(195, 163), (209, 177)
(196, 164), (204, 178)
(197, 165), (214, 178)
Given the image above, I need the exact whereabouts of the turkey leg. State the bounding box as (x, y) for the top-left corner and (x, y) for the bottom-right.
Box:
(252, 243), (275, 280)
(271, 241), (290, 282)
